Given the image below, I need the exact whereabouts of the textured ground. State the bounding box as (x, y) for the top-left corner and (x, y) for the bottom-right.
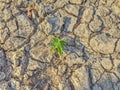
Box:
(0, 0), (120, 90)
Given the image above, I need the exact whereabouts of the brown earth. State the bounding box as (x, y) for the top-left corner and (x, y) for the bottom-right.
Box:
(0, 0), (120, 90)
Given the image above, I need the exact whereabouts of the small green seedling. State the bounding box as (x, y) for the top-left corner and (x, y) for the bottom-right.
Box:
(50, 36), (66, 56)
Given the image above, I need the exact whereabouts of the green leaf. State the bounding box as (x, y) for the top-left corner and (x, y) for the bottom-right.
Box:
(60, 40), (66, 46)
(57, 44), (62, 55)
(50, 47), (56, 51)
(53, 36), (59, 42)
(49, 36), (66, 56)
(49, 42), (55, 47)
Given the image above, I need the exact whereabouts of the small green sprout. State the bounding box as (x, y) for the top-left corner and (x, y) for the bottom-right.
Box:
(50, 36), (66, 55)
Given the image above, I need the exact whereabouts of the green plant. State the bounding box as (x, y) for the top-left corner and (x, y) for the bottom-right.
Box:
(50, 36), (66, 55)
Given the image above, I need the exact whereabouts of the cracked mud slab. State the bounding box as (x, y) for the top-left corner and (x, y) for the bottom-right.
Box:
(0, 0), (120, 90)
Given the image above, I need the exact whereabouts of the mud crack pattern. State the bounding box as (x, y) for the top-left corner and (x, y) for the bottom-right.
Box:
(0, 0), (120, 90)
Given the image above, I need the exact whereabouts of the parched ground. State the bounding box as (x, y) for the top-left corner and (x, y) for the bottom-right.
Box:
(0, 0), (120, 90)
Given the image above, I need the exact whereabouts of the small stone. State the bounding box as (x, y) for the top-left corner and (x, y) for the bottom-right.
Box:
(81, 7), (94, 23)
(0, 49), (5, 58)
(89, 15), (103, 32)
(0, 57), (5, 68)
(115, 40), (120, 52)
(0, 72), (6, 81)
(3, 8), (12, 21)
(0, 22), (5, 29)
(47, 16), (60, 33)
(7, 19), (17, 33)
(0, 28), (9, 44)
(53, 0), (69, 8)
(62, 16), (71, 33)
(6, 81), (16, 90)
(15, 59), (21, 67)
(100, 57), (113, 70)
(71, 67), (89, 90)
(93, 85), (102, 90)
(70, 0), (84, 4)
(65, 4), (79, 16)
(117, 64), (120, 73)
(96, 6), (111, 16)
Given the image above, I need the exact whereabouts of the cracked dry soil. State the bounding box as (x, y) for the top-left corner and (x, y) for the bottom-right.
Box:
(0, 0), (120, 90)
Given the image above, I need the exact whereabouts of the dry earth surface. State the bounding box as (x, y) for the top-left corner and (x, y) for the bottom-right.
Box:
(0, 0), (120, 90)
